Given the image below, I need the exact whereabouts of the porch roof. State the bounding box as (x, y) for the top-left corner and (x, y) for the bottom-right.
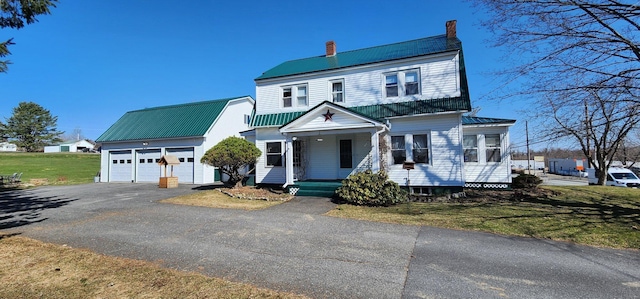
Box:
(462, 116), (516, 125)
(251, 96), (472, 128)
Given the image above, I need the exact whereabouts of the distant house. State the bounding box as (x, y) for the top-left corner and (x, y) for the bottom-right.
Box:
(246, 20), (516, 195)
(95, 96), (254, 184)
(0, 142), (17, 152)
(44, 139), (95, 153)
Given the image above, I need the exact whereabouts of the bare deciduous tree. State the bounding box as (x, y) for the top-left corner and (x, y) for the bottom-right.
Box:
(472, 0), (640, 184)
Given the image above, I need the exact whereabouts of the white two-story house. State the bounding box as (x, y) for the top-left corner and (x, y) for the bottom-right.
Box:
(248, 20), (514, 195)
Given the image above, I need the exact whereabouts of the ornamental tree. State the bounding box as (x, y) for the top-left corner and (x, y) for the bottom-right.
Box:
(200, 136), (261, 189)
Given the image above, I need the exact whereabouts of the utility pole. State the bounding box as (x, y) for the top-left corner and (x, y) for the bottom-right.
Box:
(526, 121), (531, 174)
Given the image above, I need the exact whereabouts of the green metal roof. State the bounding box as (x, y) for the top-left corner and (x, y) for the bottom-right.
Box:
(256, 35), (462, 80)
(251, 97), (472, 128)
(97, 96), (251, 142)
(251, 111), (305, 127)
(462, 116), (516, 125)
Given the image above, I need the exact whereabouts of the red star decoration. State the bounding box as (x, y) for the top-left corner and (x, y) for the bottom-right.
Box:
(322, 109), (335, 122)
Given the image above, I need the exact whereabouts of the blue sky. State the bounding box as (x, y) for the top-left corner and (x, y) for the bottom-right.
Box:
(1, 0), (531, 150)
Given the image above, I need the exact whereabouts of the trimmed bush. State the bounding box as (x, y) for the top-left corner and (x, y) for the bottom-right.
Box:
(336, 170), (406, 206)
(512, 173), (543, 189)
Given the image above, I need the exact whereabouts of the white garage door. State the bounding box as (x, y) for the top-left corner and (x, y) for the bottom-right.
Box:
(136, 149), (162, 182)
(109, 151), (132, 182)
(166, 147), (194, 183)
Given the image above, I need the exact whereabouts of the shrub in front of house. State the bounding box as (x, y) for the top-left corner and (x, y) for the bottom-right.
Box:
(512, 173), (543, 189)
(336, 170), (406, 206)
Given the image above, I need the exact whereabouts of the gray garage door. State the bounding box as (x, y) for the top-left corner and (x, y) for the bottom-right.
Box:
(109, 151), (132, 182)
(136, 149), (162, 182)
(166, 147), (194, 183)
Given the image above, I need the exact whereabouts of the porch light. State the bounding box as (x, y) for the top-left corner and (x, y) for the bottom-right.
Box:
(292, 137), (297, 141)
(316, 138), (323, 142)
(142, 142), (149, 146)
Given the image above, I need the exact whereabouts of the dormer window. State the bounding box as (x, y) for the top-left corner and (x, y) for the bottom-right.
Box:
(282, 84), (308, 108)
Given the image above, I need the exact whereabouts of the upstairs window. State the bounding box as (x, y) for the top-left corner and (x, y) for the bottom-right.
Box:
(405, 71), (419, 95)
(385, 70), (421, 98)
(331, 80), (344, 103)
(282, 87), (292, 107)
(297, 85), (307, 106)
(282, 84), (308, 108)
(485, 134), (502, 162)
(385, 74), (399, 97)
(463, 135), (478, 162)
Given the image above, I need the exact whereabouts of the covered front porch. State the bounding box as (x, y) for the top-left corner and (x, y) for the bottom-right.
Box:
(279, 102), (388, 190)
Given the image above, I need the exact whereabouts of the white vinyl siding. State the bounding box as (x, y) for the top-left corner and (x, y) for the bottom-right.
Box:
(255, 52), (460, 114)
(463, 128), (511, 183)
(386, 114), (464, 187)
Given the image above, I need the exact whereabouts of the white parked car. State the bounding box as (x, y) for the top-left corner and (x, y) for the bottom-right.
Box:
(588, 167), (640, 187)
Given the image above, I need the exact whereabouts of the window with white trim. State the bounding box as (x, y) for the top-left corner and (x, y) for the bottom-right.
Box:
(391, 136), (405, 164)
(297, 85), (307, 106)
(463, 135), (478, 162)
(282, 84), (308, 108)
(384, 69), (421, 98)
(405, 71), (419, 95)
(266, 142), (283, 167)
(485, 134), (502, 162)
(412, 134), (429, 164)
(282, 87), (292, 107)
(385, 74), (399, 97)
(330, 79), (344, 103)
(391, 134), (430, 165)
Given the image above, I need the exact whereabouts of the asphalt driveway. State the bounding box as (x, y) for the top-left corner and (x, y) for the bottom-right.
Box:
(2, 183), (639, 298)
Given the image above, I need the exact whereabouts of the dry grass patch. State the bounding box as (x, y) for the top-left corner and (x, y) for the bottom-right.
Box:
(161, 187), (292, 210)
(0, 234), (307, 299)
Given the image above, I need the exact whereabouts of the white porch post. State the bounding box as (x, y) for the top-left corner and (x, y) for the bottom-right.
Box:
(285, 137), (294, 186)
(371, 128), (380, 172)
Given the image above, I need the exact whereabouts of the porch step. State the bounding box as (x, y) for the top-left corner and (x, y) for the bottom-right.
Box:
(293, 180), (343, 197)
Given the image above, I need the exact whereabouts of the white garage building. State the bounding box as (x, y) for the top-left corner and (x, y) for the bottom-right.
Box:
(96, 96), (254, 184)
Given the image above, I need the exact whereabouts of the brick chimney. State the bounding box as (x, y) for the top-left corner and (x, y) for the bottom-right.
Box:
(446, 20), (457, 38)
(326, 40), (336, 57)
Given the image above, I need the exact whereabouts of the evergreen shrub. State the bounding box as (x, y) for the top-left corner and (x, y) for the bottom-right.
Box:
(336, 170), (406, 206)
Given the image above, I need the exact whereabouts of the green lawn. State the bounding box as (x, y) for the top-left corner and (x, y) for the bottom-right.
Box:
(327, 186), (640, 249)
(0, 152), (100, 185)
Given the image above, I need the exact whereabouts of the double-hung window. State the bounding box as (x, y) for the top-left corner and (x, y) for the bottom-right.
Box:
(266, 142), (283, 167)
(412, 134), (429, 163)
(463, 135), (478, 162)
(331, 80), (344, 103)
(405, 71), (419, 95)
(385, 74), (399, 97)
(282, 85), (308, 108)
(485, 134), (502, 162)
(391, 134), (430, 165)
(391, 136), (406, 164)
(385, 70), (420, 98)
(297, 85), (307, 106)
(282, 88), (292, 107)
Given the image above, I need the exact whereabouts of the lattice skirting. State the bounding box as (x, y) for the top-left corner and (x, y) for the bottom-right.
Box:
(287, 187), (300, 195)
(465, 183), (510, 189)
